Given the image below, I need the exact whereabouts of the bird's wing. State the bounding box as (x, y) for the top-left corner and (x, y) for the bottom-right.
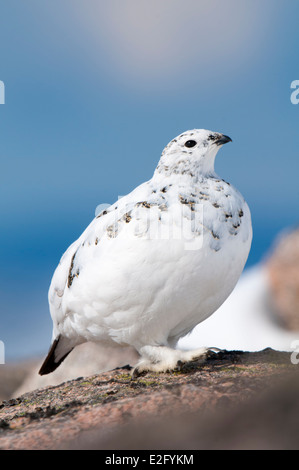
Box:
(48, 180), (160, 327)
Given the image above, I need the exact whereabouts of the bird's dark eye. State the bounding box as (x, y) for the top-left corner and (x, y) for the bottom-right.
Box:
(184, 140), (197, 148)
(209, 135), (216, 141)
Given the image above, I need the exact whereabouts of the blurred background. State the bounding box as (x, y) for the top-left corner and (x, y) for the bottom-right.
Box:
(0, 0), (299, 368)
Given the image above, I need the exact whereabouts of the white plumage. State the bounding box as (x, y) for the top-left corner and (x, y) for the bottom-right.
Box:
(39, 129), (252, 377)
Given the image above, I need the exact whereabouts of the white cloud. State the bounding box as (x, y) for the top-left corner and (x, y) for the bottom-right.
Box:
(72, 0), (279, 90)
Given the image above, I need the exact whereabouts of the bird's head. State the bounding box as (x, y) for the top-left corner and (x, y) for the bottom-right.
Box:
(155, 129), (232, 179)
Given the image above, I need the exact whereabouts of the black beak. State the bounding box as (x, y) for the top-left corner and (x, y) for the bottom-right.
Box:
(216, 134), (232, 146)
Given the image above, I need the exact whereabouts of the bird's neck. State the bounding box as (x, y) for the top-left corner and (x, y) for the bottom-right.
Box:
(152, 160), (217, 186)
(153, 151), (217, 183)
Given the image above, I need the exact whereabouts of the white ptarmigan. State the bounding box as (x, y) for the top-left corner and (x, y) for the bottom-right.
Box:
(39, 129), (252, 378)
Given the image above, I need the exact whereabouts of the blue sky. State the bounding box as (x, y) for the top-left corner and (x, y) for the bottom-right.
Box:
(0, 0), (299, 359)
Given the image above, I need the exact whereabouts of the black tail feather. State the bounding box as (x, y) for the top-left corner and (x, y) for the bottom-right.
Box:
(39, 335), (73, 376)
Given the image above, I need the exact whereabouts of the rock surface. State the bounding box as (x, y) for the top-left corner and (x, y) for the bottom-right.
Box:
(0, 349), (297, 450)
(0, 360), (38, 402)
(12, 343), (138, 398)
(267, 228), (299, 330)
